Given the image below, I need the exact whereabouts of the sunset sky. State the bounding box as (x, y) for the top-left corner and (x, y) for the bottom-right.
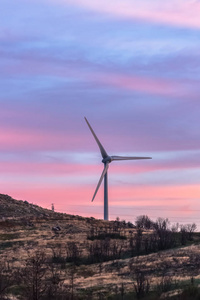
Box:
(1, 0), (200, 226)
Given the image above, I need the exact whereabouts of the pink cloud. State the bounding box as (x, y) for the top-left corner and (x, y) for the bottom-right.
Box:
(0, 153), (199, 180)
(111, 156), (200, 174)
(2, 47), (192, 98)
(2, 185), (94, 208)
(110, 184), (200, 203)
(95, 72), (184, 96)
(1, 121), (199, 152)
(56, 0), (200, 29)
(2, 183), (200, 224)
(3, 172), (200, 205)
(0, 161), (99, 174)
(0, 128), (84, 151)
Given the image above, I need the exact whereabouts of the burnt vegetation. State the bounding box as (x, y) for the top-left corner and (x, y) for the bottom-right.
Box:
(1, 194), (200, 299)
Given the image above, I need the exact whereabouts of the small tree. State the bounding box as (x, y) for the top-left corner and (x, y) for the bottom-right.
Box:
(186, 223), (197, 241)
(154, 218), (175, 250)
(66, 242), (82, 264)
(68, 264), (76, 300)
(46, 262), (67, 300)
(135, 215), (154, 230)
(180, 225), (188, 245)
(134, 227), (143, 255)
(129, 259), (151, 299)
(18, 250), (48, 300)
(180, 223), (197, 245)
(0, 260), (13, 300)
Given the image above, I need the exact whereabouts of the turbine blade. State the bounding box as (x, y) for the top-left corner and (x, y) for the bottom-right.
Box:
(85, 117), (108, 159)
(92, 163), (109, 202)
(111, 156), (152, 161)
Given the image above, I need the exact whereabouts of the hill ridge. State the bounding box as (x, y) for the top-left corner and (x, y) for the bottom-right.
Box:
(0, 193), (65, 219)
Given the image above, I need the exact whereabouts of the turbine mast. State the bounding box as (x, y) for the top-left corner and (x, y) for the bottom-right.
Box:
(104, 165), (108, 220)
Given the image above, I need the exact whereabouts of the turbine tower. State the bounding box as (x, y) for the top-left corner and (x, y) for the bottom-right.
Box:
(85, 117), (152, 221)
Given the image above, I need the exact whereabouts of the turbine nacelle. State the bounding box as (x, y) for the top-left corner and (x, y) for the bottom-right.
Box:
(102, 156), (112, 164)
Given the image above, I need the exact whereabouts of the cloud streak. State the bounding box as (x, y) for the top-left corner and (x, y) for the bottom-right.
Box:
(59, 0), (200, 29)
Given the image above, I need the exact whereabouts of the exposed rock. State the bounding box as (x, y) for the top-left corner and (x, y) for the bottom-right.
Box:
(52, 226), (61, 232)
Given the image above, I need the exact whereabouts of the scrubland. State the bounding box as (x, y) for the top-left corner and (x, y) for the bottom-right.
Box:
(1, 194), (200, 299)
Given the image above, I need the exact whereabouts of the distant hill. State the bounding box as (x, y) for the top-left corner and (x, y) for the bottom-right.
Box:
(0, 193), (62, 219)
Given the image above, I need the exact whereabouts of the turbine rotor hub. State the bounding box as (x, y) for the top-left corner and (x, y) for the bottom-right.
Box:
(102, 156), (112, 164)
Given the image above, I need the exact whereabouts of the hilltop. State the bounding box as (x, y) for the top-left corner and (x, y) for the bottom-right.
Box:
(0, 193), (105, 235)
(0, 193), (62, 219)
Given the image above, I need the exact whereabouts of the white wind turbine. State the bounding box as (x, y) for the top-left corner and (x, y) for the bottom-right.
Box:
(85, 117), (152, 220)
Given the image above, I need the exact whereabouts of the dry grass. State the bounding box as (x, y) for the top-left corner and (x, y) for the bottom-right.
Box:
(1, 194), (200, 299)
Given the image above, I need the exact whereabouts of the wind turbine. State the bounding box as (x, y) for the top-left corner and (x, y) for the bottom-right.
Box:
(85, 117), (152, 221)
